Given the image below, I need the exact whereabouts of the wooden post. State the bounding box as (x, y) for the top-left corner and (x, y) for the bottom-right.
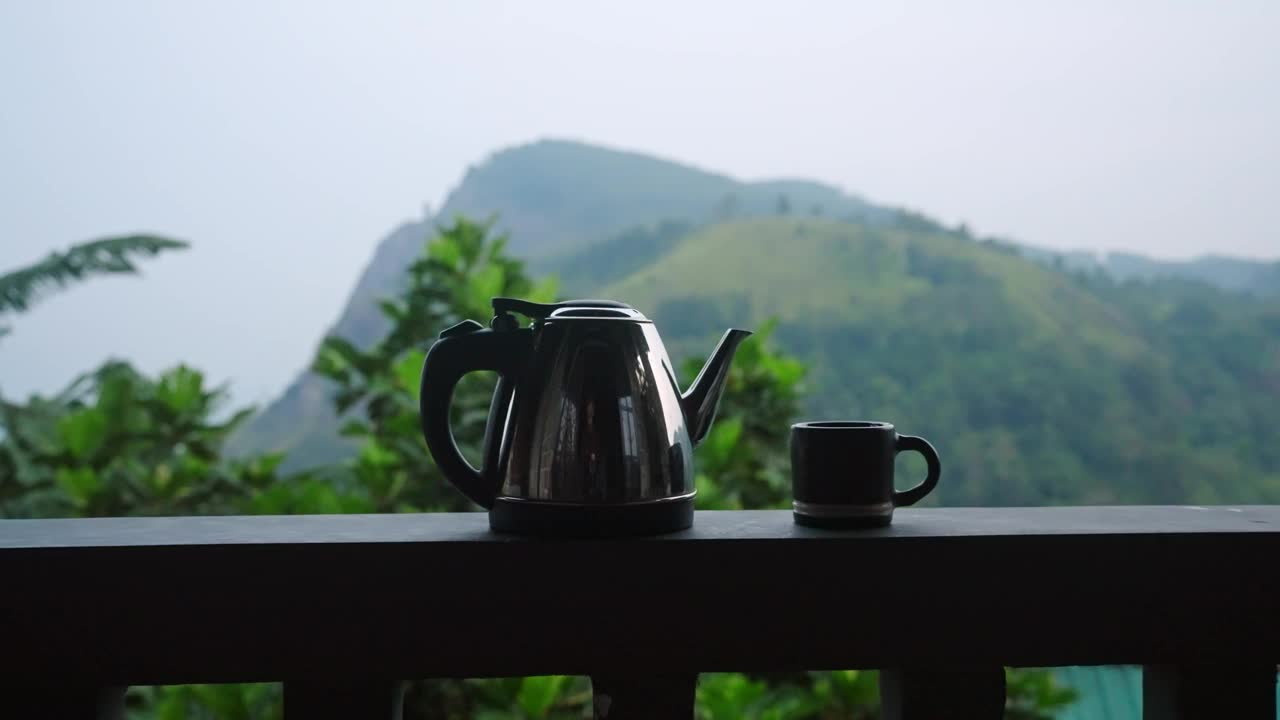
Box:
(1143, 664), (1277, 719)
(880, 666), (1006, 720)
(0, 684), (126, 720)
(590, 674), (698, 719)
(283, 679), (404, 720)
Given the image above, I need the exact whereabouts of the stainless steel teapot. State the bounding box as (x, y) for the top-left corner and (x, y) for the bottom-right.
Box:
(419, 297), (751, 536)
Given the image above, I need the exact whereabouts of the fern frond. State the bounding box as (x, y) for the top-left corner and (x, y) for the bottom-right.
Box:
(0, 235), (188, 315)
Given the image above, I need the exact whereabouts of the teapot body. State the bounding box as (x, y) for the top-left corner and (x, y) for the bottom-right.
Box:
(495, 318), (694, 505)
(419, 298), (749, 536)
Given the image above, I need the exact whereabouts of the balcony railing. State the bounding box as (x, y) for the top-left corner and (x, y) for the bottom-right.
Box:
(1, 507), (1277, 719)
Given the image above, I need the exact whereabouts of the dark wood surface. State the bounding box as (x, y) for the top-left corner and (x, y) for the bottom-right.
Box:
(1143, 663), (1277, 719)
(2, 507), (1278, 685)
(283, 679), (405, 720)
(879, 667), (1006, 720)
(5, 505), (1278, 549)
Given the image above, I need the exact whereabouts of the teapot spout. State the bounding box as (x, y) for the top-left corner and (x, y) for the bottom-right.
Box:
(680, 328), (753, 446)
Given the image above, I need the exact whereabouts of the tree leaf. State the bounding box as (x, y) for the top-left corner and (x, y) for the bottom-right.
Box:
(312, 336), (366, 379)
(55, 466), (99, 504)
(56, 408), (108, 459)
(359, 440), (399, 469)
(427, 231), (462, 268)
(157, 365), (205, 414)
(393, 350), (426, 400)
(338, 419), (372, 438)
(701, 416), (743, 467)
(516, 675), (568, 718)
(468, 264), (507, 313)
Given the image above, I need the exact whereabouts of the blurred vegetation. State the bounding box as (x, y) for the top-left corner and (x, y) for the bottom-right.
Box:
(0, 218), (1078, 718)
(0, 361), (293, 518)
(0, 235), (187, 339)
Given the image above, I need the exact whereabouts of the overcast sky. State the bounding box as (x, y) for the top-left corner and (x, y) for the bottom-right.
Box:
(2, 1), (1277, 405)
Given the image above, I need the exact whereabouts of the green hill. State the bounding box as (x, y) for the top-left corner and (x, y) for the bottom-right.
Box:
(590, 218), (1280, 506)
(235, 139), (1280, 503)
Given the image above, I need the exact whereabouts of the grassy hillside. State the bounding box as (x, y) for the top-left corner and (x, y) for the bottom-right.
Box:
(595, 218), (1280, 506)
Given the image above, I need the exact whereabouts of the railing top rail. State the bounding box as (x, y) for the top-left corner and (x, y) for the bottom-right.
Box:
(3, 505), (1276, 550)
(2, 507), (1278, 685)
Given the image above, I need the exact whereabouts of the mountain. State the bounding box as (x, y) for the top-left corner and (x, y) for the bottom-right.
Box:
(590, 217), (1280, 505)
(1103, 252), (1279, 296)
(448, 139), (891, 259)
(231, 217), (434, 465)
(236, 140), (1280, 504)
(1019, 245), (1279, 297)
(232, 140), (889, 464)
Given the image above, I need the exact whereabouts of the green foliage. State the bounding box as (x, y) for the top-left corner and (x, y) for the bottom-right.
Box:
(805, 671), (880, 718)
(128, 683), (281, 720)
(696, 671), (875, 720)
(515, 675), (573, 718)
(698, 673), (799, 720)
(688, 320), (806, 510)
(0, 235), (187, 336)
(696, 670), (881, 720)
(1005, 669), (1079, 720)
(453, 671), (591, 717)
(0, 362), (296, 518)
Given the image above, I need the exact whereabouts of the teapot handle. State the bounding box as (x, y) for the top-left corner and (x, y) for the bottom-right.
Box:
(419, 327), (532, 509)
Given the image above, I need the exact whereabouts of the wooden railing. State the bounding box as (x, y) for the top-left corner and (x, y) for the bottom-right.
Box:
(1, 507), (1277, 719)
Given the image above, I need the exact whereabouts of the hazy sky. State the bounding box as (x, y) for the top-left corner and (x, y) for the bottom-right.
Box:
(2, 1), (1277, 405)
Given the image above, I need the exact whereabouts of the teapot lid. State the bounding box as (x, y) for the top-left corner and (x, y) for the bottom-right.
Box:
(492, 297), (649, 325)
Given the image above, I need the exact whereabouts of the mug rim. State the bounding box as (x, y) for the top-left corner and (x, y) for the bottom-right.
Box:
(792, 420), (894, 431)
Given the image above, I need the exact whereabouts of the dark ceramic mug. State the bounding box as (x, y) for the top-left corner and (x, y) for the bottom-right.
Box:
(791, 421), (941, 528)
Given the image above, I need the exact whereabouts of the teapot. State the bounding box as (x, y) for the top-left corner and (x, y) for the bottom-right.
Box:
(419, 297), (750, 536)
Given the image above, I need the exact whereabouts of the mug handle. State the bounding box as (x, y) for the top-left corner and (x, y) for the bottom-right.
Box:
(891, 434), (941, 507)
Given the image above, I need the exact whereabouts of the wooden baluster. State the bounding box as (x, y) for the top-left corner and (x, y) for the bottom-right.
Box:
(283, 679), (404, 720)
(590, 674), (698, 719)
(1143, 664), (1277, 719)
(879, 666), (1006, 720)
(0, 684), (126, 719)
